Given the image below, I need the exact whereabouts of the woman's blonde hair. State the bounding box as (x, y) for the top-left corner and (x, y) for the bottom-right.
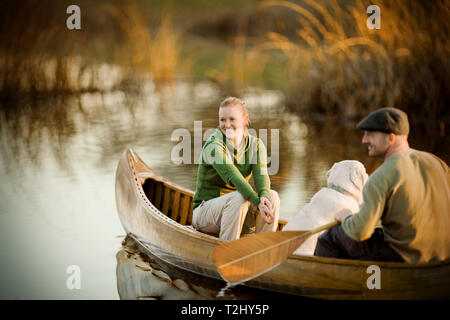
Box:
(219, 96), (250, 128)
(219, 96), (248, 117)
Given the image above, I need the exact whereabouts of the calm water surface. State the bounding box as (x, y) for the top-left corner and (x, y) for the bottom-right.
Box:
(0, 78), (447, 299)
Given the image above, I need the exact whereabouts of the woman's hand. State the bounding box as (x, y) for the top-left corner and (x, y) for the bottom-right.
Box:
(258, 197), (274, 224)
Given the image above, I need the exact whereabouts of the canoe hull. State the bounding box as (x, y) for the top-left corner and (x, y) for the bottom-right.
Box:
(115, 149), (450, 299)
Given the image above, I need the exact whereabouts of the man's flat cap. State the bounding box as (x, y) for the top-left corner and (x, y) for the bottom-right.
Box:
(357, 107), (409, 135)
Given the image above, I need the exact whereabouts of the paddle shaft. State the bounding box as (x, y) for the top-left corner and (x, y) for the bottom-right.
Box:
(309, 220), (340, 234)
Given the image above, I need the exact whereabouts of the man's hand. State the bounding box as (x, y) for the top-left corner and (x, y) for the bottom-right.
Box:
(258, 197), (274, 224)
(335, 208), (353, 222)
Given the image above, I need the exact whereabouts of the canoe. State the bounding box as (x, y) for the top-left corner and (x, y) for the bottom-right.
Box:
(115, 148), (450, 299)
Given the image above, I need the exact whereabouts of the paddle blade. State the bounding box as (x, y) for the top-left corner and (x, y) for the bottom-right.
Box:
(213, 230), (311, 284)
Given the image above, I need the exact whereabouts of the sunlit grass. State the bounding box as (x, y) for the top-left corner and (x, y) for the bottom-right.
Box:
(107, 3), (182, 86)
(257, 0), (449, 129)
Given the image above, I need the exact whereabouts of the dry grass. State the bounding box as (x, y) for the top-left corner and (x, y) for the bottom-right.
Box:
(257, 0), (449, 133)
(206, 34), (273, 93)
(0, 0), (185, 105)
(107, 2), (182, 86)
(0, 1), (74, 98)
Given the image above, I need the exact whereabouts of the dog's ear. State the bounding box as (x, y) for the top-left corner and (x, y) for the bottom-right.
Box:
(350, 167), (368, 192)
(326, 163), (337, 181)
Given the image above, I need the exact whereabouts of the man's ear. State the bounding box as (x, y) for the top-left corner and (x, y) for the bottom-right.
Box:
(388, 133), (396, 145)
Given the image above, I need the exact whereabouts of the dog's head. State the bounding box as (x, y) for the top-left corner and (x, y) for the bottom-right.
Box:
(326, 160), (368, 204)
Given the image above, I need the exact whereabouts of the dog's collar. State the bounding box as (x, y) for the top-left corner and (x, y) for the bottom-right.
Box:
(327, 184), (359, 203)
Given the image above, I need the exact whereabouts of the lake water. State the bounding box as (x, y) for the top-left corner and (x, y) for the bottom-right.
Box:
(0, 77), (447, 299)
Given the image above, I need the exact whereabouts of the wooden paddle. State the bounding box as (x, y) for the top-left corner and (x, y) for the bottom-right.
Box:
(212, 220), (340, 284)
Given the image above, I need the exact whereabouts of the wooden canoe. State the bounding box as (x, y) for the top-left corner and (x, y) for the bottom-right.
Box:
(115, 148), (450, 299)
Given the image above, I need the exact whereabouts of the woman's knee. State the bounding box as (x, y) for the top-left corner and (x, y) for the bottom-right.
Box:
(228, 191), (246, 203)
(226, 191), (249, 212)
(268, 190), (280, 205)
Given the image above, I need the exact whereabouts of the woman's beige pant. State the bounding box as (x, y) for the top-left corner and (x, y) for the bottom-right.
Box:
(192, 190), (280, 241)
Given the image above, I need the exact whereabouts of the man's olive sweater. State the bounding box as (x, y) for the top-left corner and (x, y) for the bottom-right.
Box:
(342, 149), (450, 263)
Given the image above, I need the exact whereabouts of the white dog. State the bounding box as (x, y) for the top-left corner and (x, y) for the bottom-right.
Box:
(283, 160), (369, 256)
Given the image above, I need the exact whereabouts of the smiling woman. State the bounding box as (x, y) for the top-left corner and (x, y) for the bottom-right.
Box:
(192, 96), (280, 241)
(219, 97), (249, 147)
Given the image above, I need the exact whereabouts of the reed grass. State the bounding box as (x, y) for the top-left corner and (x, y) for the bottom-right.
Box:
(206, 34), (273, 93)
(257, 0), (449, 138)
(0, 0), (187, 106)
(0, 0), (115, 104)
(107, 2), (182, 86)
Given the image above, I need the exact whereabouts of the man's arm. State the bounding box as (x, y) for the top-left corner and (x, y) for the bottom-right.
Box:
(341, 166), (391, 241)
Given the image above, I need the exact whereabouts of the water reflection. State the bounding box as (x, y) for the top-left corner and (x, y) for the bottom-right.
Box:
(0, 74), (448, 299)
(117, 236), (300, 300)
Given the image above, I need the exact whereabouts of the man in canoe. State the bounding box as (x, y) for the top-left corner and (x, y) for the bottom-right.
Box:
(192, 97), (280, 241)
(314, 107), (450, 263)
